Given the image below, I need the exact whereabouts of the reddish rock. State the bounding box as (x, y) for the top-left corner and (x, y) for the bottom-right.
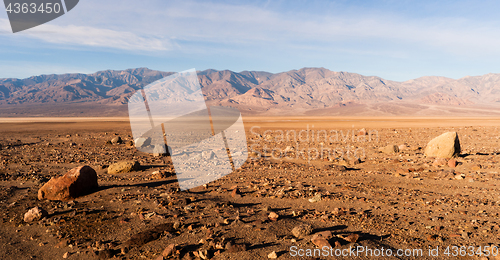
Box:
(38, 166), (98, 201)
(311, 231), (333, 248)
(311, 231), (332, 249)
(448, 159), (457, 168)
(311, 237), (330, 248)
(231, 188), (239, 198)
(344, 234), (360, 243)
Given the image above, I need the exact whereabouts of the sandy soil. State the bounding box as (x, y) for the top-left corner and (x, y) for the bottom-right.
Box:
(1, 117), (500, 259)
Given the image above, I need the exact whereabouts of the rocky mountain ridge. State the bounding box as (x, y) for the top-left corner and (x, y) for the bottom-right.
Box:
(1, 67), (500, 116)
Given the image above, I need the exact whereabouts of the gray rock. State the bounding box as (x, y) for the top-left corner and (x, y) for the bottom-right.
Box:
(202, 150), (215, 160)
(153, 145), (167, 157)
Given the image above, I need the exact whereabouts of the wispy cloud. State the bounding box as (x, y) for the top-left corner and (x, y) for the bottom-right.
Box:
(64, 1), (500, 58)
(4, 1), (500, 57)
(0, 18), (170, 51)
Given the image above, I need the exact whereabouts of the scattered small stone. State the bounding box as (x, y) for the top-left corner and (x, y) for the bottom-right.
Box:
(268, 212), (279, 221)
(120, 246), (129, 255)
(162, 244), (176, 257)
(63, 252), (70, 258)
(198, 249), (208, 260)
(97, 249), (114, 259)
(292, 224), (313, 239)
(24, 207), (47, 222)
(433, 158), (448, 167)
(349, 158), (362, 165)
(231, 187), (240, 198)
(309, 193), (322, 203)
(225, 242), (247, 253)
(344, 233), (359, 243)
(153, 145), (168, 157)
(173, 221), (181, 229)
(311, 231), (332, 248)
(55, 239), (69, 249)
(379, 144), (399, 154)
(337, 159), (349, 167)
(268, 251), (277, 259)
(331, 165), (347, 171)
(111, 136), (122, 144)
(448, 159), (457, 168)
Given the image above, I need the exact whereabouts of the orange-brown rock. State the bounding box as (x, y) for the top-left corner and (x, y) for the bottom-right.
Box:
(38, 166), (98, 201)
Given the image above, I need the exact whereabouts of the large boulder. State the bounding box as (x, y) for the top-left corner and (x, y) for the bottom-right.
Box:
(107, 160), (141, 174)
(424, 132), (461, 158)
(38, 166), (98, 201)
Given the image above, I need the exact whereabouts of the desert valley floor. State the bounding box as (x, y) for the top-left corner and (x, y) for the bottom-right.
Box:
(2, 117), (500, 259)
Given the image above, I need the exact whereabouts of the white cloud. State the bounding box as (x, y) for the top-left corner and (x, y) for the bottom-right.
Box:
(0, 18), (170, 51)
(3, 0), (500, 58)
(70, 1), (500, 58)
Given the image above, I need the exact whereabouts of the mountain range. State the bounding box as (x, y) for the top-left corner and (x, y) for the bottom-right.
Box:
(1, 67), (500, 117)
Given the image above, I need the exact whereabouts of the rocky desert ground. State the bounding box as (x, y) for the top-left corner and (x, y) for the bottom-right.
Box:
(2, 117), (500, 259)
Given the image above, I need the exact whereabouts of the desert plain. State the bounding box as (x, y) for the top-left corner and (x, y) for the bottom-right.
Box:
(1, 116), (500, 259)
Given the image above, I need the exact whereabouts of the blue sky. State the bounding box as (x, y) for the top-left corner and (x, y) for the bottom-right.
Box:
(1, 0), (500, 81)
